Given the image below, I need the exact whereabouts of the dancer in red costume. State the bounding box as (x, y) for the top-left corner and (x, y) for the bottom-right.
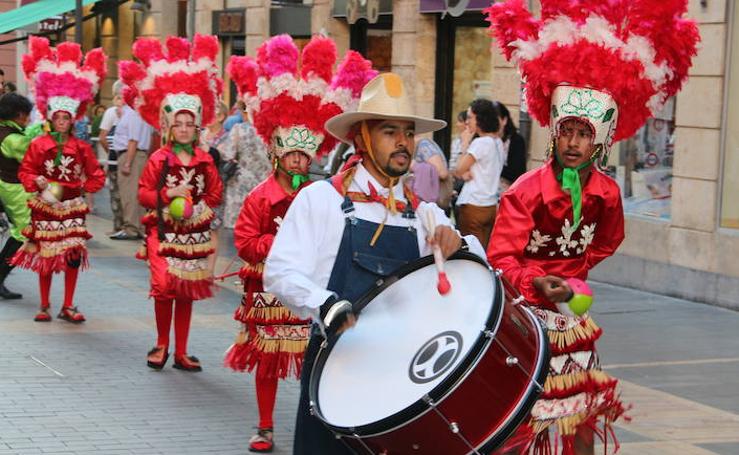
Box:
(224, 35), (376, 453)
(14, 37), (106, 323)
(485, 1), (699, 453)
(118, 34), (223, 372)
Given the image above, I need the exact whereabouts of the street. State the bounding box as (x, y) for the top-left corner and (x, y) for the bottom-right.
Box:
(1, 196), (738, 455)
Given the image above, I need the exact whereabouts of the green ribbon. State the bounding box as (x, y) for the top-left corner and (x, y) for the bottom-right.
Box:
(49, 131), (66, 166)
(555, 154), (594, 231)
(173, 142), (194, 155)
(277, 161), (309, 190)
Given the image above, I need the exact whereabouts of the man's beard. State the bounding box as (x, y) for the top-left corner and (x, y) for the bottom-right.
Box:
(382, 149), (411, 177)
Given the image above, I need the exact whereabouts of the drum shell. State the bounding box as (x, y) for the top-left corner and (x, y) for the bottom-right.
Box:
(338, 294), (548, 454)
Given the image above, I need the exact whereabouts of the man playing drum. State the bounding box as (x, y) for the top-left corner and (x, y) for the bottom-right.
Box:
(485, 1), (699, 454)
(263, 73), (485, 454)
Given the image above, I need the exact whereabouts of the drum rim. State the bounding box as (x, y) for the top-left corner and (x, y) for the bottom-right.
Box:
(474, 305), (550, 453)
(308, 251), (504, 436)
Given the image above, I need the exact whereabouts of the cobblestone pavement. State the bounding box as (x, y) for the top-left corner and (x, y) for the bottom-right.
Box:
(0, 199), (737, 454)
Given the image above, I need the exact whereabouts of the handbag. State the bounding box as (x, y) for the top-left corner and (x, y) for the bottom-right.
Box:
(220, 159), (238, 182)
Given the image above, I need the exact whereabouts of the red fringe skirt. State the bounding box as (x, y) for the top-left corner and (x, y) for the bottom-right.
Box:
(11, 196), (91, 275)
(499, 308), (629, 455)
(224, 291), (310, 380)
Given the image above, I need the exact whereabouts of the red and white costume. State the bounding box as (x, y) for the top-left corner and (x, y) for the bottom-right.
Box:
(119, 34), (223, 369)
(223, 34), (376, 450)
(13, 37), (106, 322)
(485, 0), (699, 453)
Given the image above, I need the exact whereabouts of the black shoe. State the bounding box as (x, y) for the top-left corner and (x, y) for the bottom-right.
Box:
(0, 284), (21, 300)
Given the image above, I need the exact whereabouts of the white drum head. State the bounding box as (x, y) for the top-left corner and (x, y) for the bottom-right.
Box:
(317, 257), (497, 428)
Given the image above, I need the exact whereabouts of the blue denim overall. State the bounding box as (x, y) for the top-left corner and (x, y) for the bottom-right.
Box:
(293, 193), (421, 454)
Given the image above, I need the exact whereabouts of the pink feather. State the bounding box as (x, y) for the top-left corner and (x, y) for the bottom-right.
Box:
(165, 36), (191, 62)
(259, 34), (298, 78)
(132, 38), (164, 65)
(330, 51), (377, 97)
(118, 60), (146, 86)
(301, 36), (337, 83)
(192, 33), (219, 62)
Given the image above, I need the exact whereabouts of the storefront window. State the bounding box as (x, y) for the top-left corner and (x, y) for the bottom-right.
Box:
(451, 26), (492, 126)
(615, 99), (675, 220)
(721, 5), (739, 228)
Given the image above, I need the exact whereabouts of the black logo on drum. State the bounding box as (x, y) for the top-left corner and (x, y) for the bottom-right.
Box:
(408, 331), (463, 384)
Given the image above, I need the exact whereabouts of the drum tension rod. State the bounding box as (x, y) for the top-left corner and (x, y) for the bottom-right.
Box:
(422, 395), (482, 454)
(493, 338), (544, 392)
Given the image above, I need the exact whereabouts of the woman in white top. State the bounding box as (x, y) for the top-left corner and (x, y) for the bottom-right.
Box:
(453, 99), (505, 249)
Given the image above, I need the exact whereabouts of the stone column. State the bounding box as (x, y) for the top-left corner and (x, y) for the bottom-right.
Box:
(245, 0), (270, 55)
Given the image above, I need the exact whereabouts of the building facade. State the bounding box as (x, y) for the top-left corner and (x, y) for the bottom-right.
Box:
(3, 0), (736, 308)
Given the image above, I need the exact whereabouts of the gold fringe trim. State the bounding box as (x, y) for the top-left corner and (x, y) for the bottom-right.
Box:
(251, 338), (308, 355)
(160, 203), (214, 227)
(160, 239), (214, 256)
(29, 196), (88, 216)
(241, 261), (264, 275)
(548, 317), (601, 352)
(532, 411), (590, 437)
(167, 266), (212, 281)
(246, 305), (297, 321)
(30, 227), (89, 240)
(233, 329), (249, 345)
(544, 369), (614, 394)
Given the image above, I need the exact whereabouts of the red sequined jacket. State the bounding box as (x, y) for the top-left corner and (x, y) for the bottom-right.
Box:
(487, 161), (624, 309)
(19, 133), (105, 198)
(234, 174), (309, 297)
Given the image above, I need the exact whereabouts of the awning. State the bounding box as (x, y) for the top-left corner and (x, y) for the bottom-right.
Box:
(0, 0), (98, 35)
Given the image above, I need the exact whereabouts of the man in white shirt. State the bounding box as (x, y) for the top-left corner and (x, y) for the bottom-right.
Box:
(110, 105), (154, 240)
(263, 73), (485, 454)
(98, 81), (125, 234)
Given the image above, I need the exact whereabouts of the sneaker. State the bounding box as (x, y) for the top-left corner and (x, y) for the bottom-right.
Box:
(109, 231), (142, 240)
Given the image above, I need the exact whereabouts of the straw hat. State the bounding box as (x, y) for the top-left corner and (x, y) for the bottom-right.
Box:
(325, 73), (447, 144)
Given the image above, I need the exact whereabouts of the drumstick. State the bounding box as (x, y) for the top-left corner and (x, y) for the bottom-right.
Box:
(424, 210), (451, 295)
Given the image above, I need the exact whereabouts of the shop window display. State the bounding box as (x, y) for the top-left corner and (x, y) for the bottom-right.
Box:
(615, 98), (675, 220)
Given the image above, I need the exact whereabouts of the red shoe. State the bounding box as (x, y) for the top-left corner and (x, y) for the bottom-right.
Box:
(146, 346), (169, 370)
(57, 306), (85, 323)
(34, 307), (52, 322)
(173, 354), (202, 372)
(248, 428), (274, 453)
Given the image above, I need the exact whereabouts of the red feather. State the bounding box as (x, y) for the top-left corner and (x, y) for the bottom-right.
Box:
(300, 36), (336, 83)
(165, 36), (191, 62)
(192, 33), (219, 62)
(56, 42), (82, 63)
(132, 38), (164, 65)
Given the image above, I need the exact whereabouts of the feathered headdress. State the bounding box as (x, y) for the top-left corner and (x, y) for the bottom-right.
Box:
(118, 34), (223, 130)
(486, 0), (700, 164)
(22, 36), (107, 120)
(227, 34), (377, 160)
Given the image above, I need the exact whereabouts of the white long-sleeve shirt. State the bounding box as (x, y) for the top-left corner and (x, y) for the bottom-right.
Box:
(263, 164), (486, 319)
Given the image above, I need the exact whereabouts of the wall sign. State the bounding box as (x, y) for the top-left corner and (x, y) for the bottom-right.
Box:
(212, 9), (245, 36)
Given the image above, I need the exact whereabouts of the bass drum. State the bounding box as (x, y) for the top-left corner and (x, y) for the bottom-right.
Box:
(309, 252), (550, 454)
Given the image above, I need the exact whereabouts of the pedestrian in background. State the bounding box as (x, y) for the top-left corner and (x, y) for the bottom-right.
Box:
(110, 101), (154, 240)
(221, 110), (272, 229)
(200, 100), (230, 273)
(0, 93), (40, 300)
(98, 83), (125, 234)
(496, 101), (527, 191)
(453, 98), (505, 248)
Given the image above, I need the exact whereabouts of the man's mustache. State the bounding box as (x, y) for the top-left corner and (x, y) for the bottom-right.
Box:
(390, 149), (411, 160)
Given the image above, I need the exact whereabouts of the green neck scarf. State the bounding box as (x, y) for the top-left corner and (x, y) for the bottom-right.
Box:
(173, 142), (194, 155)
(277, 161), (309, 190)
(49, 131), (67, 166)
(555, 154), (594, 231)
